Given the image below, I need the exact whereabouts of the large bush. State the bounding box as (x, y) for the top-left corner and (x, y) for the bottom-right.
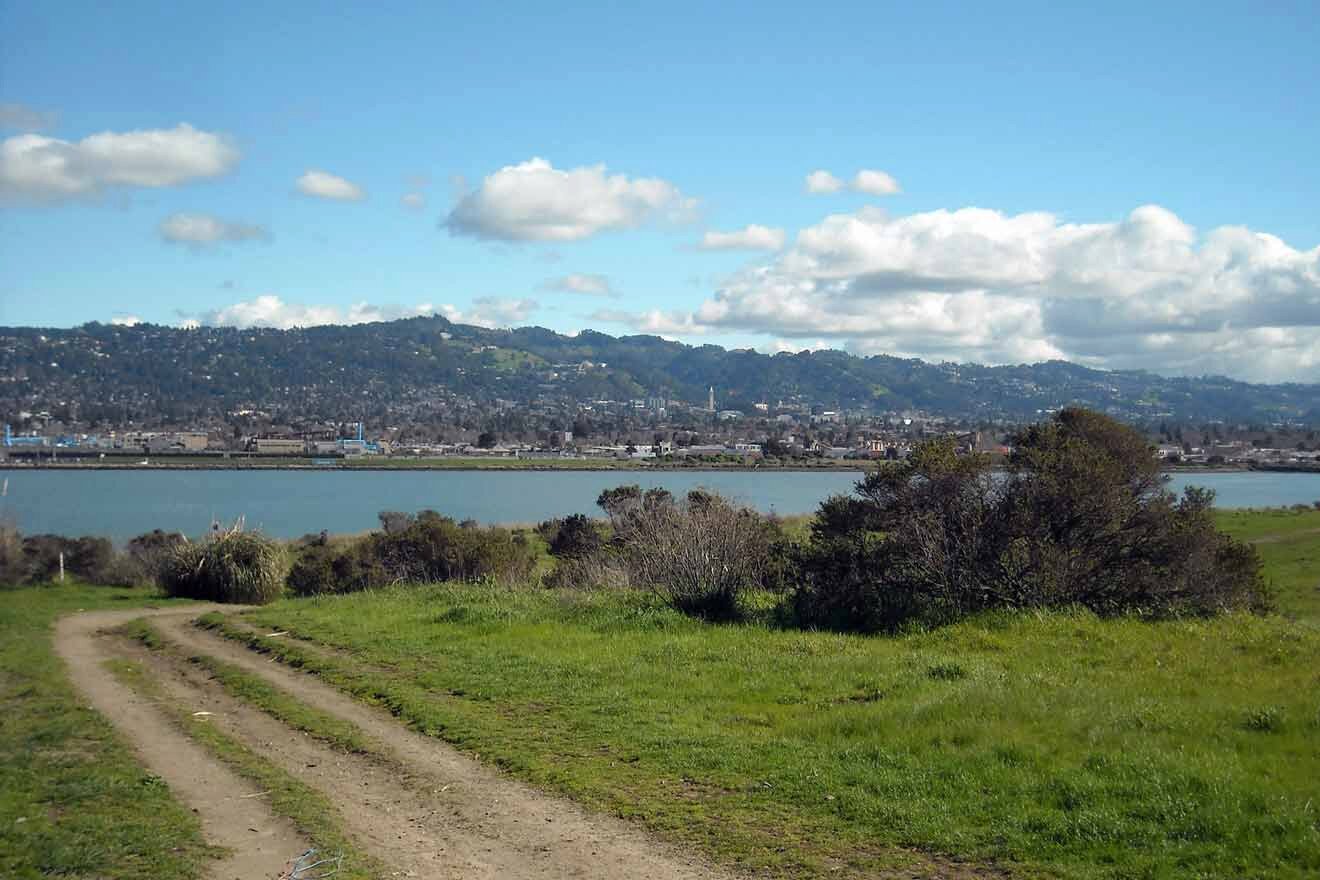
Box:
(159, 529), (286, 604)
(794, 408), (1270, 631)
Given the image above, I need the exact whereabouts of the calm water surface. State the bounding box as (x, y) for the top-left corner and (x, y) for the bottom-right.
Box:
(3, 468), (1318, 542)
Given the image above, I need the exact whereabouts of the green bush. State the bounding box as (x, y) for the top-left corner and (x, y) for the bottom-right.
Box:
(794, 408), (1270, 632)
(20, 534), (116, 584)
(545, 513), (604, 559)
(159, 529), (286, 604)
(289, 511), (537, 595)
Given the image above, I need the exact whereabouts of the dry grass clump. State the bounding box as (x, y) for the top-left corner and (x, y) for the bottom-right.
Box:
(160, 526), (286, 604)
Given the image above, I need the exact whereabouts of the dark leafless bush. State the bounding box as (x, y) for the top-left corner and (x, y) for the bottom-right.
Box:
(610, 491), (774, 620)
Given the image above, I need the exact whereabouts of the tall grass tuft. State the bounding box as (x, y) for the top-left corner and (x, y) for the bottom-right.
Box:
(160, 526), (286, 604)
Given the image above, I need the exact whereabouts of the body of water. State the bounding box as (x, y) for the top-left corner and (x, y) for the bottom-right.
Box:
(3, 468), (1318, 543)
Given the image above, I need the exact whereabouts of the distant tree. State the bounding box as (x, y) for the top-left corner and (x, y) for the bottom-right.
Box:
(476, 431), (498, 449)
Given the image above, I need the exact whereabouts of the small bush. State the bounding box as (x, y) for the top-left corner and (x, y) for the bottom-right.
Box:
(20, 534), (116, 584)
(126, 529), (187, 586)
(289, 511), (537, 595)
(607, 488), (778, 621)
(1243, 706), (1285, 733)
(545, 513), (604, 560)
(159, 528), (286, 604)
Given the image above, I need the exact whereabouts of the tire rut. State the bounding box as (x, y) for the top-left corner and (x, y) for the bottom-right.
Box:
(53, 607), (307, 880)
(150, 612), (736, 880)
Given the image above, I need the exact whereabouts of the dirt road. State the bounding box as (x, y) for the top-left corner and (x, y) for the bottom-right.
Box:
(54, 605), (734, 880)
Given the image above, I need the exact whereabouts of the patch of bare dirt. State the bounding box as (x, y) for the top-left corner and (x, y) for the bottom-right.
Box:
(53, 607), (306, 880)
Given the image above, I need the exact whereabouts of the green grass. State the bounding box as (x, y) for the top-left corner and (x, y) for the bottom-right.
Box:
(0, 585), (217, 880)
(1217, 508), (1320, 620)
(104, 654), (386, 880)
(220, 575), (1320, 880)
(118, 618), (375, 755)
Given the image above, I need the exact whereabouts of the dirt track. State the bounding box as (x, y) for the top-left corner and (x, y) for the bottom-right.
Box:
(54, 605), (735, 880)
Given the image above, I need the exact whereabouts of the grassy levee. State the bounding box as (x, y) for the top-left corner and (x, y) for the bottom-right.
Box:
(0, 586), (216, 880)
(222, 512), (1320, 880)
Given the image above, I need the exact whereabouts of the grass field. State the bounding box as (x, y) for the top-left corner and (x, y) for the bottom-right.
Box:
(0, 587), (215, 880)
(223, 507), (1320, 879)
(3, 507), (1318, 879)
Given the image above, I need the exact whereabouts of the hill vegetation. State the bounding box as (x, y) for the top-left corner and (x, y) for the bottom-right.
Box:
(3, 316), (1319, 429)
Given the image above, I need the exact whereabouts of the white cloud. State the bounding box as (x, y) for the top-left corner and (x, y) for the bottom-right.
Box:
(805, 170), (843, 194)
(601, 203), (1320, 381)
(110, 315), (142, 327)
(444, 296), (539, 328)
(542, 273), (617, 297)
(446, 157), (694, 241)
(851, 169), (901, 196)
(0, 123), (239, 203)
(296, 169), (365, 201)
(590, 308), (710, 337)
(159, 212), (268, 246)
(401, 192), (425, 210)
(0, 102), (57, 131)
(189, 295), (537, 331)
(697, 224), (786, 252)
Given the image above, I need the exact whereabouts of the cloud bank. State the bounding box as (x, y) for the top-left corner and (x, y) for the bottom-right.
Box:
(446, 157), (693, 241)
(187, 295), (537, 330)
(0, 123), (239, 203)
(605, 204), (1320, 382)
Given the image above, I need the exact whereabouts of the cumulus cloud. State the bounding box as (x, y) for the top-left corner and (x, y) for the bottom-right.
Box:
(805, 170), (843, 194)
(401, 192), (425, 210)
(0, 102), (57, 131)
(541, 273), (617, 297)
(0, 123), (239, 203)
(697, 224), (786, 252)
(446, 157), (694, 241)
(296, 169), (365, 201)
(188, 295), (537, 331)
(110, 315), (142, 327)
(601, 203), (1320, 382)
(807, 167), (901, 197)
(851, 169), (901, 196)
(159, 212), (268, 247)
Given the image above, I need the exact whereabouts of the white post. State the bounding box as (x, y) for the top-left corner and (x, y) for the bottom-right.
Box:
(59, 552), (65, 583)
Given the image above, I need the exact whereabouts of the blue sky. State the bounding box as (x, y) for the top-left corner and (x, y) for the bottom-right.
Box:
(2, 2), (1318, 381)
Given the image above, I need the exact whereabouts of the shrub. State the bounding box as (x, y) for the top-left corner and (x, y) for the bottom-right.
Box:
(608, 489), (777, 620)
(794, 408), (1270, 632)
(125, 529), (187, 586)
(289, 511), (537, 595)
(159, 528), (286, 604)
(545, 513), (604, 559)
(20, 534), (116, 584)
